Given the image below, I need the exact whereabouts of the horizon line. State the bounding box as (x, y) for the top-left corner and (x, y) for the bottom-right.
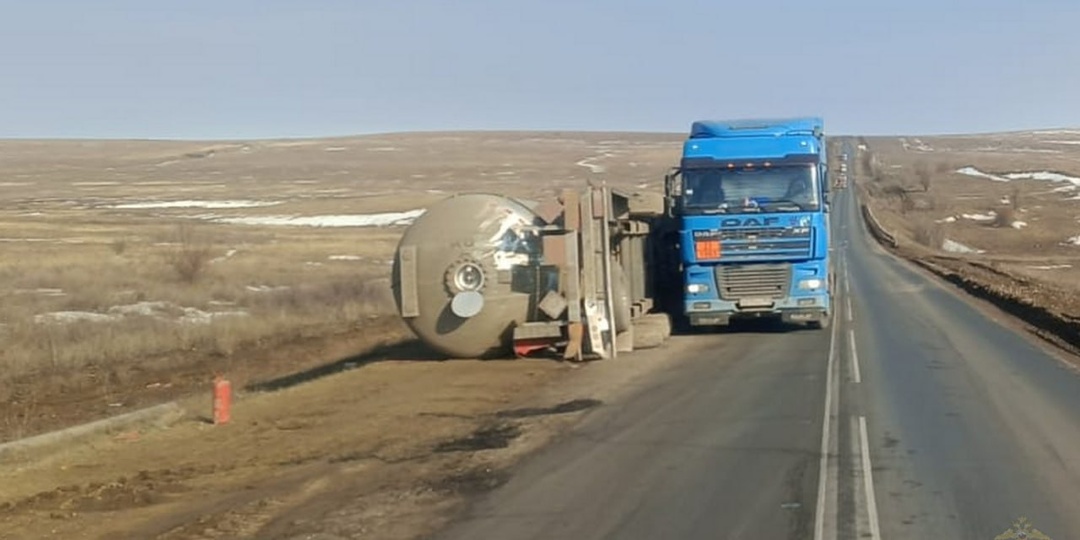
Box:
(1, 125), (1078, 144)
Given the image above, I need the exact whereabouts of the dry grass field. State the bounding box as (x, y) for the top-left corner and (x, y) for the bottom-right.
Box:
(4, 128), (1080, 539)
(0, 131), (692, 539)
(0, 131), (683, 441)
(854, 130), (1080, 349)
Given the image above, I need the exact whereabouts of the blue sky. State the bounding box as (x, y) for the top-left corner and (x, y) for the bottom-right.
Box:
(2, 0), (1078, 139)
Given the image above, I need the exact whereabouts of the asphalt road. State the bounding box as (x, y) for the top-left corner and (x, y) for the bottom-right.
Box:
(432, 148), (1080, 539)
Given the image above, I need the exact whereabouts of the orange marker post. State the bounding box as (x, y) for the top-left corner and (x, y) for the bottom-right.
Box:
(212, 376), (232, 425)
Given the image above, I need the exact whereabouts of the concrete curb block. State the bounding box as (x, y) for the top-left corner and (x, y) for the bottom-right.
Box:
(0, 401), (186, 462)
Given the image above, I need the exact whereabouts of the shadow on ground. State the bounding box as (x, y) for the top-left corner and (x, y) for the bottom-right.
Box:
(674, 317), (822, 337)
(244, 339), (447, 393)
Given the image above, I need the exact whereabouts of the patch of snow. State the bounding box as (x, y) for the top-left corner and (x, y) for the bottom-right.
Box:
(942, 239), (985, 254)
(956, 167), (1010, 182)
(910, 138), (933, 152)
(1027, 264), (1072, 270)
(109, 199), (282, 209)
(1004, 171), (1080, 187)
(210, 248), (238, 264)
(35, 311), (116, 324)
(961, 212), (996, 222)
(207, 209), (425, 228)
(935, 216), (958, 223)
(1064, 235), (1080, 246)
(293, 180), (319, 184)
(13, 288), (66, 296)
(576, 152), (615, 174)
(1046, 140), (1080, 145)
(1011, 221), (1028, 229)
(246, 285), (291, 293)
(328, 255), (363, 261)
(367, 147), (400, 152)
(304, 262), (324, 267)
(73, 181), (120, 186)
(1030, 129), (1080, 136)
(17, 212), (45, 217)
(179, 308), (248, 325)
(0, 182), (33, 187)
(324, 147), (347, 152)
(110, 301), (175, 317)
(35, 301), (250, 325)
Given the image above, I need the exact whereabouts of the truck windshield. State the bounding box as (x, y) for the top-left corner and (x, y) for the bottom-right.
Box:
(681, 165), (819, 214)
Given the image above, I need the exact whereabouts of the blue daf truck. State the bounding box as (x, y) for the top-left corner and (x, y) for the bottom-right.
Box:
(658, 117), (833, 329)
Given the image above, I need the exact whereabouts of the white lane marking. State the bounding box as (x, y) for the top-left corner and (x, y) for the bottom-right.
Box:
(849, 329), (861, 384)
(846, 295), (853, 323)
(814, 308), (839, 540)
(844, 266), (851, 296)
(859, 416), (882, 540)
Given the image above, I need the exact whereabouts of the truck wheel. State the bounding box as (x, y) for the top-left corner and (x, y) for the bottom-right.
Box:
(808, 314), (831, 329)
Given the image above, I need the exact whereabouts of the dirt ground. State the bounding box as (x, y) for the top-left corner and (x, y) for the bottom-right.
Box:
(0, 318), (685, 540)
(0, 348), (569, 539)
(853, 131), (1080, 352)
(0, 131), (683, 539)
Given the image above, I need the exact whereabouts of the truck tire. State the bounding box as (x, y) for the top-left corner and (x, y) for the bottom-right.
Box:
(808, 313), (831, 329)
(631, 322), (666, 350)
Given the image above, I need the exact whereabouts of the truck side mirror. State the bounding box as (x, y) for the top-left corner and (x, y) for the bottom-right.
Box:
(664, 168), (681, 217)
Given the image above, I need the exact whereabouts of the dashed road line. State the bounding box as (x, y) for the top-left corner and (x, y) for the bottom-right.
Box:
(849, 329), (861, 384)
(859, 416), (882, 540)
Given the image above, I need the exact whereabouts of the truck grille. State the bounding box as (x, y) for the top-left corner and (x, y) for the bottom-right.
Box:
(715, 264), (791, 301)
(718, 227), (811, 260)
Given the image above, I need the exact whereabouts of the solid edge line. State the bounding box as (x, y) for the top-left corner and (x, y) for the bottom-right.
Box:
(813, 306), (839, 540)
(849, 329), (861, 384)
(859, 416), (882, 540)
(846, 295), (854, 323)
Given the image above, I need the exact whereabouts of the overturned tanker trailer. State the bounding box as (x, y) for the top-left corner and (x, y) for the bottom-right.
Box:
(390, 185), (672, 360)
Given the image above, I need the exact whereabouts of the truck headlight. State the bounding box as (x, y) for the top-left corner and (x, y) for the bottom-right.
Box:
(798, 278), (823, 290)
(686, 283), (709, 294)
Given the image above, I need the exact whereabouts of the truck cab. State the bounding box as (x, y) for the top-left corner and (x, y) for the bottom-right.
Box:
(661, 117), (832, 329)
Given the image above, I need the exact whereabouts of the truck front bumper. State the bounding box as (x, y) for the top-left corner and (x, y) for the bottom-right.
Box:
(685, 294), (830, 326)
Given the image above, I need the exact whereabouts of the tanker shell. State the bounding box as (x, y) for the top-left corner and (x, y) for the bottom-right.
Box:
(391, 193), (545, 358)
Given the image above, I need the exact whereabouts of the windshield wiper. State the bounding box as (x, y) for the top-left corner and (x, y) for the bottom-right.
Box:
(758, 199), (808, 212)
